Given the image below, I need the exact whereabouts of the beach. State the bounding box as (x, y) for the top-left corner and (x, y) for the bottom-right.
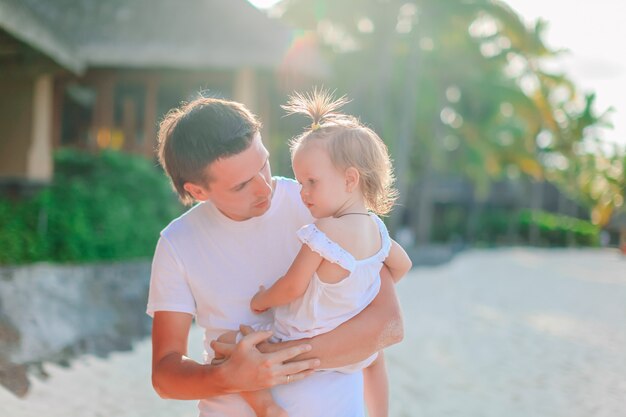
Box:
(1, 248), (625, 417)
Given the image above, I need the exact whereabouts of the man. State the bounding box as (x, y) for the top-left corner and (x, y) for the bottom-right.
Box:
(147, 95), (403, 417)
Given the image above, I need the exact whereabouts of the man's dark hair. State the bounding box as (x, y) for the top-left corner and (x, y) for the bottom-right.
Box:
(157, 97), (262, 205)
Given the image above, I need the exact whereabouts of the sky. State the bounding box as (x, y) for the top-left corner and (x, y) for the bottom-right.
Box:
(247, 0), (626, 150)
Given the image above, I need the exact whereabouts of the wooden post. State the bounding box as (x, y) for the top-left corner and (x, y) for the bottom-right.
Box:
(121, 97), (136, 152)
(143, 75), (159, 158)
(27, 75), (53, 182)
(93, 74), (115, 151)
(233, 68), (257, 113)
(51, 78), (64, 150)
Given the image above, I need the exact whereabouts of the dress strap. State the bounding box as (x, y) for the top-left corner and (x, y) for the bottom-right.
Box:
(371, 215), (392, 263)
(296, 224), (356, 272)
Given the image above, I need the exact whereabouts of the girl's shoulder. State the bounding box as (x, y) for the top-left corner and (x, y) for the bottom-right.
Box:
(314, 214), (384, 234)
(300, 215), (389, 265)
(313, 217), (352, 242)
(315, 214), (389, 255)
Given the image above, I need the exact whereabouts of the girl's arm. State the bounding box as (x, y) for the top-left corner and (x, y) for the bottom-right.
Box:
(384, 240), (412, 283)
(250, 244), (323, 313)
(252, 266), (403, 369)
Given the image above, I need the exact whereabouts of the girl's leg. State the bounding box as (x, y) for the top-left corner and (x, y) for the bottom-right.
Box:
(363, 351), (389, 417)
(215, 331), (287, 417)
(240, 390), (287, 417)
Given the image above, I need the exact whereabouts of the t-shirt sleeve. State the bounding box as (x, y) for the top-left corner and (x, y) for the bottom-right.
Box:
(146, 235), (196, 318)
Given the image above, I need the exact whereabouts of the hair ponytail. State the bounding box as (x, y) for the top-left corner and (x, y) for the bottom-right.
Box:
(282, 88), (353, 132)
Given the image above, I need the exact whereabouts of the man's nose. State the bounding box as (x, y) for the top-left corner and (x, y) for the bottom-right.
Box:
(253, 172), (271, 196)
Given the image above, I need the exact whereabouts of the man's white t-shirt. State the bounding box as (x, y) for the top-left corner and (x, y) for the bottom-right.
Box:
(147, 177), (365, 417)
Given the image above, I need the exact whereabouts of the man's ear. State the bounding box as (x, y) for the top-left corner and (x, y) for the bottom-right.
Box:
(345, 167), (360, 193)
(183, 182), (211, 202)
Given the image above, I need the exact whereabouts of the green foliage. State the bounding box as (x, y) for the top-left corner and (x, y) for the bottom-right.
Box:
(279, 0), (622, 241)
(0, 149), (183, 264)
(518, 210), (600, 246)
(431, 207), (600, 247)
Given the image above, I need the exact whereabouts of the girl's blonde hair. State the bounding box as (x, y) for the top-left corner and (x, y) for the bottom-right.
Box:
(283, 89), (398, 216)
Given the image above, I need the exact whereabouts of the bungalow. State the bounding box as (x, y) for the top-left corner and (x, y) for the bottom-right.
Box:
(0, 0), (325, 190)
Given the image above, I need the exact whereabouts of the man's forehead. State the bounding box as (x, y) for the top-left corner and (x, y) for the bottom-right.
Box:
(207, 133), (266, 186)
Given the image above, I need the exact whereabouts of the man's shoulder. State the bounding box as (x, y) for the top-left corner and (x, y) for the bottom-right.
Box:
(160, 202), (207, 239)
(272, 177), (314, 228)
(275, 176), (299, 193)
(273, 176), (302, 206)
(273, 176), (308, 212)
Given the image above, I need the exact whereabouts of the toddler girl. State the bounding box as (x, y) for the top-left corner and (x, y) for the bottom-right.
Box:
(225, 89), (411, 417)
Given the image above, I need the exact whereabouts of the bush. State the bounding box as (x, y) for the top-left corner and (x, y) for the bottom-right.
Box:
(430, 206), (600, 247)
(0, 149), (183, 264)
(518, 209), (600, 247)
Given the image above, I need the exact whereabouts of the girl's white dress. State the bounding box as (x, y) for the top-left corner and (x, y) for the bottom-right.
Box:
(272, 214), (391, 373)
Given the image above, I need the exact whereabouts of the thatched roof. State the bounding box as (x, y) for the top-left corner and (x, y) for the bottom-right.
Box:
(1, 0), (295, 73)
(0, 0), (84, 72)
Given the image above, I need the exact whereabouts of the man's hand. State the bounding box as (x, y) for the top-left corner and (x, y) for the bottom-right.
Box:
(250, 285), (269, 314)
(210, 328), (320, 392)
(152, 312), (318, 400)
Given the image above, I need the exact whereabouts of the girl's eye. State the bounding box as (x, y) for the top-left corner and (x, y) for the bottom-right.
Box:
(308, 179), (315, 184)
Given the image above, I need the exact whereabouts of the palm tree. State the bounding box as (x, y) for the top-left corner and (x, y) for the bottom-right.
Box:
(277, 0), (616, 245)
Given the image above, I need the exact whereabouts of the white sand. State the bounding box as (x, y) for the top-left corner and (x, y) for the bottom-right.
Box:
(2, 248), (625, 417)
(0, 328), (203, 417)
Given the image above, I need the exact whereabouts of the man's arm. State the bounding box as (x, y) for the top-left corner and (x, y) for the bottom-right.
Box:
(151, 311), (320, 399)
(237, 267), (403, 369)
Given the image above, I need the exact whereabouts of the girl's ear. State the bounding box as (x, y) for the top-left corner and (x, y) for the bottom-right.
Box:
(345, 167), (360, 193)
(183, 181), (211, 202)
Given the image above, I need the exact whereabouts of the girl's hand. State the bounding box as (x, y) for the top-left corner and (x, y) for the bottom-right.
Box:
(251, 285), (269, 314)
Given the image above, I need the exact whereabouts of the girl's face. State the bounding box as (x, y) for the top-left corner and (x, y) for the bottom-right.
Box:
(292, 144), (351, 219)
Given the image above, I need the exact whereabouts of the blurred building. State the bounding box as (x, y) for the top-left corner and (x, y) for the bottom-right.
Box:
(0, 0), (325, 190)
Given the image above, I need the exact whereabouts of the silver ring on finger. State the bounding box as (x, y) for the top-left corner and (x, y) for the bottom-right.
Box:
(286, 374), (291, 383)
